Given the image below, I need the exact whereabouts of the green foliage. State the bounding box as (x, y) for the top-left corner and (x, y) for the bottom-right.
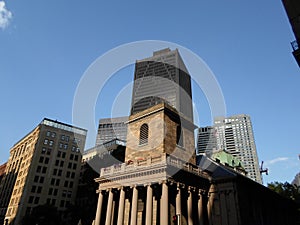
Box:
(267, 181), (300, 204)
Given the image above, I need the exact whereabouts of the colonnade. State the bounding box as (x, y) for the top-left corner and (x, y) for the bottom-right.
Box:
(94, 181), (206, 225)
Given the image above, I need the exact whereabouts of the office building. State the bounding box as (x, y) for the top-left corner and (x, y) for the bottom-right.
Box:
(0, 118), (87, 225)
(282, 0), (300, 66)
(197, 126), (217, 155)
(130, 48), (193, 121)
(95, 117), (128, 146)
(214, 115), (262, 183)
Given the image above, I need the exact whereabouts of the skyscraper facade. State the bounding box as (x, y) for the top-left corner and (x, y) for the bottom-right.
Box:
(214, 115), (262, 183)
(0, 118), (87, 225)
(197, 126), (217, 155)
(130, 48), (193, 121)
(95, 116), (128, 146)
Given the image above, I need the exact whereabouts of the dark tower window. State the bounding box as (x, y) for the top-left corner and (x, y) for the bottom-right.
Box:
(139, 124), (149, 145)
(176, 126), (183, 147)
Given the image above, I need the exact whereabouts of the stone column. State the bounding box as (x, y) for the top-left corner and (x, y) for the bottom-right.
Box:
(105, 189), (114, 225)
(187, 188), (193, 225)
(95, 190), (104, 225)
(117, 188), (126, 225)
(146, 185), (153, 225)
(198, 191), (204, 225)
(130, 186), (138, 225)
(160, 182), (168, 225)
(176, 186), (181, 216)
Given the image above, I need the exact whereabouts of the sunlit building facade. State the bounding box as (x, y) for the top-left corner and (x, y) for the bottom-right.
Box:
(0, 118), (87, 225)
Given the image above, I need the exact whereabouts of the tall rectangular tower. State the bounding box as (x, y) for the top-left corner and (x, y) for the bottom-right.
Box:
(197, 126), (217, 155)
(130, 48), (193, 121)
(0, 118), (87, 225)
(214, 115), (262, 183)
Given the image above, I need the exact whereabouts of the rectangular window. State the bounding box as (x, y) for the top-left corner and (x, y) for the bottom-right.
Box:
(34, 197), (40, 204)
(66, 171), (70, 178)
(53, 189), (58, 196)
(51, 132), (56, 138)
(48, 188), (53, 195)
(71, 172), (75, 179)
(49, 140), (54, 147)
(56, 179), (60, 186)
(69, 181), (73, 188)
(61, 135), (65, 141)
(28, 196), (34, 204)
(60, 200), (65, 207)
(31, 186), (36, 193)
(60, 161), (64, 167)
(39, 177), (45, 184)
(37, 186), (42, 194)
(36, 166), (41, 173)
(59, 143), (63, 149)
(62, 152), (66, 158)
(39, 156), (44, 163)
(55, 160), (59, 166)
(58, 170), (62, 176)
(70, 154), (74, 160)
(64, 181), (68, 187)
(72, 164), (77, 170)
(62, 190), (67, 197)
(68, 163), (72, 169)
(46, 131), (51, 137)
(53, 169), (57, 176)
(74, 155), (79, 161)
(44, 158), (49, 164)
(51, 178), (55, 185)
(65, 136), (69, 142)
(42, 167), (47, 174)
(34, 176), (39, 182)
(64, 144), (68, 150)
(44, 139), (49, 145)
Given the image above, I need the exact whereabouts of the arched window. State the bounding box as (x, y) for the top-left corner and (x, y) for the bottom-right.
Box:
(139, 123), (149, 145)
(176, 125), (183, 147)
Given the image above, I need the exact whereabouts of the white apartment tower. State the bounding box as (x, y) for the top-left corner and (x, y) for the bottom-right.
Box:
(214, 115), (262, 183)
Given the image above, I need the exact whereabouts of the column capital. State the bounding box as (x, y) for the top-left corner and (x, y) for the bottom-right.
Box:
(160, 180), (168, 185)
(144, 183), (152, 187)
(188, 186), (195, 192)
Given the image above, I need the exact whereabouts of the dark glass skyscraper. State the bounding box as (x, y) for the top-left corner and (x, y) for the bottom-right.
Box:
(130, 48), (193, 121)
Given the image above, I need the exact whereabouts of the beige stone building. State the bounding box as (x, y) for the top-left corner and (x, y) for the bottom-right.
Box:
(0, 118), (87, 225)
(93, 103), (298, 225)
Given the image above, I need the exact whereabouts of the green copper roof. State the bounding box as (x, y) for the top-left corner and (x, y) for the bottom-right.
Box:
(211, 150), (245, 169)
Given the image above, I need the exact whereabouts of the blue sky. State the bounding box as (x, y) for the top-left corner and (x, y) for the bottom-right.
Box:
(0, 0), (299, 184)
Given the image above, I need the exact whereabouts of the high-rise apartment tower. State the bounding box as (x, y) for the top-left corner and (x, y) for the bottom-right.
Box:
(214, 115), (262, 183)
